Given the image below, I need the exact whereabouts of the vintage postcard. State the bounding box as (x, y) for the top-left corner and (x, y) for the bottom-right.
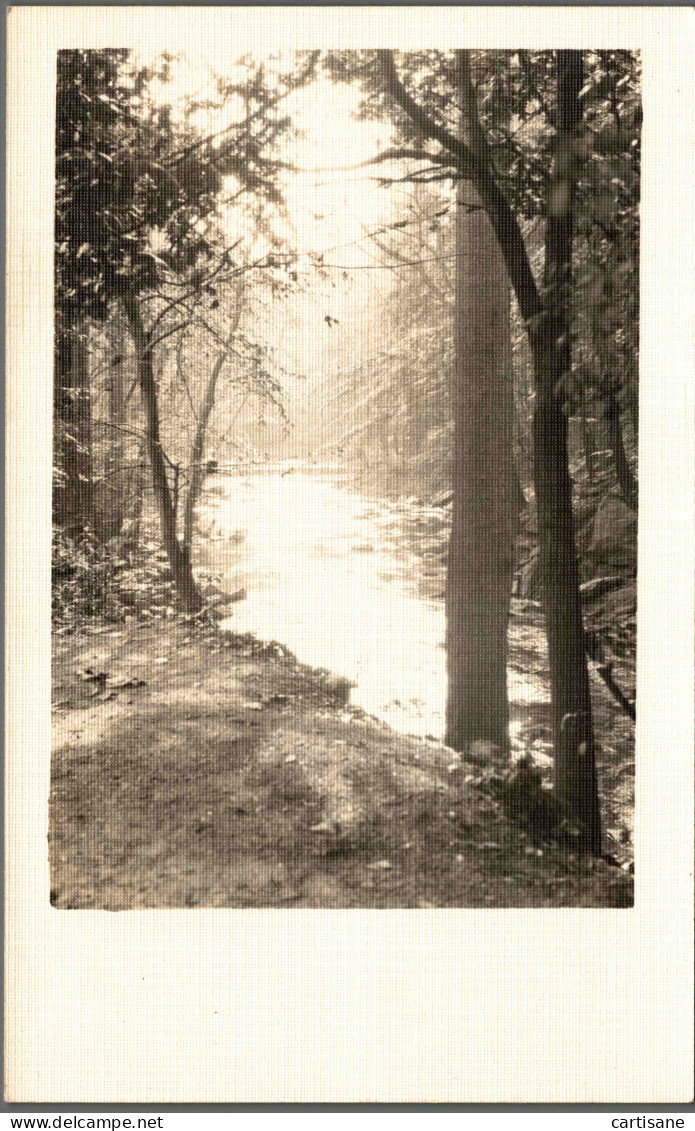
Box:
(5, 5), (694, 1104)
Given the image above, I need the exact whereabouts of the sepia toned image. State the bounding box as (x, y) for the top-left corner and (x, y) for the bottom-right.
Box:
(49, 44), (641, 911)
(8, 3), (695, 1105)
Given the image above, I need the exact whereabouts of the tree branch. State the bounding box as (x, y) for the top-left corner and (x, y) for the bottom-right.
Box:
(377, 50), (543, 329)
(377, 51), (477, 174)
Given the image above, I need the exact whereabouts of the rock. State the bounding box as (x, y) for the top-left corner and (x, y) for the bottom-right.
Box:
(502, 760), (564, 836)
(589, 497), (637, 569)
(598, 579), (637, 620)
(467, 739), (505, 766)
(322, 675), (353, 706)
(580, 576), (625, 601)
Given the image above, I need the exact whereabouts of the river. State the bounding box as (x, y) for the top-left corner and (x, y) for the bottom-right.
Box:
(198, 466), (549, 746)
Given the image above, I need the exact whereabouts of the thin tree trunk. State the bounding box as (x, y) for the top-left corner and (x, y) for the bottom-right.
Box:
(97, 327), (127, 540)
(122, 292), (202, 613)
(107, 330), (126, 533)
(603, 387), (636, 505)
(445, 50), (514, 753)
(182, 292), (244, 551)
(532, 50), (601, 852)
(124, 438), (148, 545)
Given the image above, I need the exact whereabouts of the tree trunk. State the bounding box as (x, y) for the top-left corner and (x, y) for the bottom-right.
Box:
(182, 353), (223, 553)
(53, 324), (93, 535)
(182, 293), (244, 552)
(122, 292), (202, 613)
(96, 327), (127, 540)
(124, 438), (148, 545)
(603, 387), (636, 506)
(445, 50), (514, 754)
(377, 48), (602, 845)
(532, 50), (601, 852)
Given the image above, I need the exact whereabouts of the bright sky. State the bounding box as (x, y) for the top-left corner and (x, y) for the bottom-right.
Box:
(145, 50), (398, 257)
(142, 48), (422, 375)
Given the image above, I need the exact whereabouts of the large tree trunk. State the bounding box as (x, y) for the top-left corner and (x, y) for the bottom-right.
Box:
(53, 324), (93, 535)
(532, 51), (601, 852)
(377, 48), (602, 845)
(445, 51), (514, 753)
(122, 293), (202, 613)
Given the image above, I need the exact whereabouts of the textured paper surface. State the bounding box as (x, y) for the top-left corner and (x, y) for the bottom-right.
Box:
(6, 6), (694, 1103)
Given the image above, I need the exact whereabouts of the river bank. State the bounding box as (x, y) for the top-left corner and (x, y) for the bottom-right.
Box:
(51, 616), (632, 909)
(50, 467), (635, 908)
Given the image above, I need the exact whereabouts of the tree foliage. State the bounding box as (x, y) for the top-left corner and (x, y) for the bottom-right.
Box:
(55, 48), (316, 328)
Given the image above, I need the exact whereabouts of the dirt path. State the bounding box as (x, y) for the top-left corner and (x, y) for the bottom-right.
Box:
(51, 621), (632, 909)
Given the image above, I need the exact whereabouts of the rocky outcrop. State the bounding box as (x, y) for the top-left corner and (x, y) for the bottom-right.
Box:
(589, 496), (637, 571)
(580, 576), (625, 601)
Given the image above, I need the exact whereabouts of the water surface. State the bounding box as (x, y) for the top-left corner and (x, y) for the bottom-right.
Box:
(204, 467), (547, 741)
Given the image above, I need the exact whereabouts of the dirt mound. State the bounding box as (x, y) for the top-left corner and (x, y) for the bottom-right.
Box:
(50, 621), (632, 909)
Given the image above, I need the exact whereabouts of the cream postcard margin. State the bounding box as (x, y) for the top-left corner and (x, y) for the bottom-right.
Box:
(6, 6), (694, 1104)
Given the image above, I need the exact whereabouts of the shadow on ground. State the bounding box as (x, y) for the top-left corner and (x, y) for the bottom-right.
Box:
(50, 623), (633, 909)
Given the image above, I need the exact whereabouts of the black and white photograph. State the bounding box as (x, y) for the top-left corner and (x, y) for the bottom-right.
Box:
(6, 4), (694, 1105)
(49, 42), (640, 910)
